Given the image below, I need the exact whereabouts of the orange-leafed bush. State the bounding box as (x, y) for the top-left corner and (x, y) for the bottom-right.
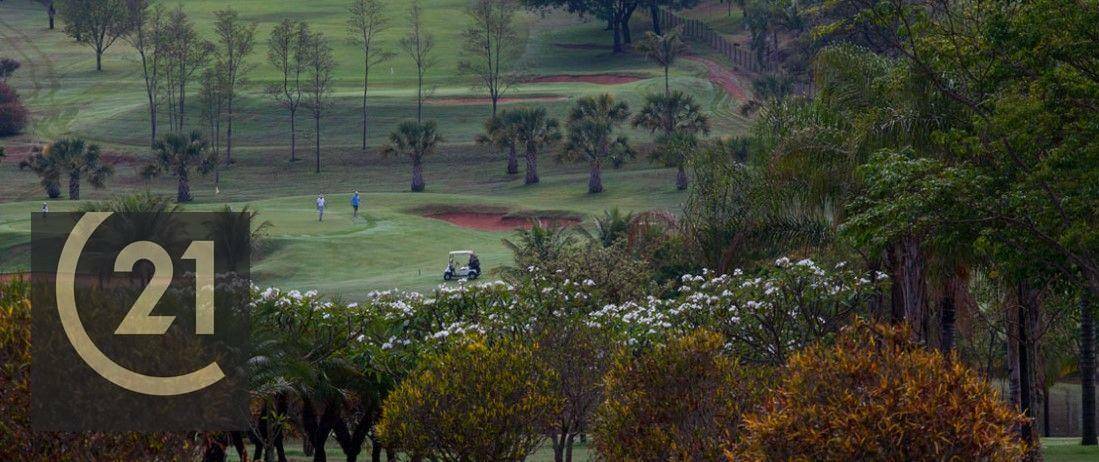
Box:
(593, 329), (772, 461)
(376, 337), (559, 461)
(0, 83), (28, 136)
(735, 320), (1028, 461)
(0, 279), (199, 461)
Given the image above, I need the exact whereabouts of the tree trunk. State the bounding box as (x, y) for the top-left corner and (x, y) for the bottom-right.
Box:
(68, 172), (80, 200)
(275, 394), (289, 462)
(650, 4), (661, 35)
(1043, 387), (1051, 437)
(889, 235), (928, 340)
(675, 165), (687, 190)
(226, 96), (234, 164)
(95, 50), (103, 71)
(290, 109), (297, 162)
(551, 434), (564, 462)
(202, 435), (228, 462)
(411, 158), (425, 192)
(231, 432), (248, 462)
(939, 270), (963, 353)
(1082, 290), (1097, 445)
(302, 399), (340, 462)
(506, 145), (519, 175)
(620, 18), (632, 44)
(524, 147), (539, 184)
(664, 65), (670, 96)
(588, 160), (603, 193)
(370, 435), (382, 462)
(612, 21), (623, 53)
(48, 3), (55, 30)
(362, 72), (370, 151)
(315, 116), (321, 173)
(565, 433), (575, 462)
(45, 180), (61, 199)
(178, 173), (191, 202)
(1010, 282), (1042, 460)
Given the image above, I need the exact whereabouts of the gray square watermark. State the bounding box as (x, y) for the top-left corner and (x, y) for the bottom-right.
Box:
(31, 212), (250, 431)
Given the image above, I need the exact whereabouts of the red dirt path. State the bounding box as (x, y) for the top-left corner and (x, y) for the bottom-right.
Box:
(427, 95), (567, 105)
(684, 55), (749, 100)
(426, 212), (580, 232)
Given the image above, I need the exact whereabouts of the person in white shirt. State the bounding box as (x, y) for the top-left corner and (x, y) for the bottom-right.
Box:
(316, 194), (326, 222)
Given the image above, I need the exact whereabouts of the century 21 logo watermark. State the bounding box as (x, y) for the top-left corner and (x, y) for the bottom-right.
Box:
(32, 212), (249, 431)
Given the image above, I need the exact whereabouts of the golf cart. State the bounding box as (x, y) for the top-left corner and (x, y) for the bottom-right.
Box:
(443, 250), (481, 281)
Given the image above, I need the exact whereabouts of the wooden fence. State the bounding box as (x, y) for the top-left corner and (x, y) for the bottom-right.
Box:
(649, 8), (769, 73)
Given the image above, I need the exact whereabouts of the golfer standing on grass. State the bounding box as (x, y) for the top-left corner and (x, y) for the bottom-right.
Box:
(316, 194), (326, 222)
(351, 191), (361, 219)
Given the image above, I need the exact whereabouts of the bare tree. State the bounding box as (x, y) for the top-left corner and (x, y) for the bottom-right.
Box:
(56, 0), (133, 71)
(347, 0), (394, 152)
(159, 7), (211, 133)
(303, 30), (336, 174)
(123, 0), (163, 148)
(458, 0), (520, 117)
(267, 19), (310, 163)
(212, 8), (256, 165)
(399, 0), (436, 124)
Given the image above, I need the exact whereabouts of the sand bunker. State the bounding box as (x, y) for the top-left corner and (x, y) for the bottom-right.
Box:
(526, 74), (644, 85)
(427, 95), (567, 105)
(553, 43), (610, 50)
(427, 212), (581, 232)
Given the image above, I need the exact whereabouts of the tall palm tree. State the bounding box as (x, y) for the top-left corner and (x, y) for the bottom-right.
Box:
(512, 107), (561, 185)
(475, 110), (522, 175)
(632, 91), (711, 190)
(383, 119), (443, 192)
(21, 138), (113, 200)
(634, 27), (688, 96)
(18, 145), (62, 199)
(149, 131), (217, 202)
(562, 95), (631, 194)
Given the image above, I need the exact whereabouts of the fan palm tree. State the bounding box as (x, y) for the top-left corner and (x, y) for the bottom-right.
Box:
(205, 205), (273, 272)
(501, 219), (580, 273)
(593, 207), (635, 247)
(383, 119), (443, 192)
(512, 107), (561, 185)
(562, 95), (631, 194)
(18, 145), (62, 199)
(633, 91), (711, 190)
(634, 27), (689, 96)
(149, 131), (218, 203)
(475, 110), (522, 175)
(21, 138), (113, 200)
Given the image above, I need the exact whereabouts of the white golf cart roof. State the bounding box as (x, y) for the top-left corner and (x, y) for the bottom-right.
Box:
(449, 250), (474, 256)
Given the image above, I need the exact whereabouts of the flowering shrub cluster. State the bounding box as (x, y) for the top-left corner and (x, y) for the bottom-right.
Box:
(250, 257), (883, 365)
(592, 258), (886, 363)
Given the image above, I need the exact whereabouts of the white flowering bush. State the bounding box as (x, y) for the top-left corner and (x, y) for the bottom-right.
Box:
(242, 257), (885, 458)
(592, 258), (887, 363)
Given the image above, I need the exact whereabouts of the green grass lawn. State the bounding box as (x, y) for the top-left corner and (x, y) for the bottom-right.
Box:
(0, 0), (749, 152)
(0, 156), (689, 296)
(1043, 438), (1099, 462)
(0, 0), (752, 295)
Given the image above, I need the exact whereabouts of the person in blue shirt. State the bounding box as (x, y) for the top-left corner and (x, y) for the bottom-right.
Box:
(351, 191), (361, 219)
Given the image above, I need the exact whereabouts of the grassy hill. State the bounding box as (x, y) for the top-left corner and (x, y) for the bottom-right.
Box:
(0, 0), (755, 295)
